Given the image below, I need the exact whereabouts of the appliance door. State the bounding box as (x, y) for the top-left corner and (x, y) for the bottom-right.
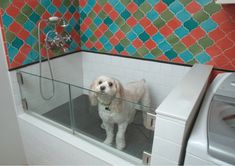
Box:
(208, 95), (235, 165)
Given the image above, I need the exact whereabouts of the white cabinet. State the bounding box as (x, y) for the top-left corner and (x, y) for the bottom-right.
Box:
(215, 0), (235, 4)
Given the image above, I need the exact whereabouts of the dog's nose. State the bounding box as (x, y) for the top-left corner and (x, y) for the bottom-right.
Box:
(100, 86), (106, 91)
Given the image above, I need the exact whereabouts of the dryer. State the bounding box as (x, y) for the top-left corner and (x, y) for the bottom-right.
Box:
(184, 73), (235, 165)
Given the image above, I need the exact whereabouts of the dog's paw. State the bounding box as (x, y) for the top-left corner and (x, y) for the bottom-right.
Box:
(100, 123), (105, 129)
(103, 138), (112, 145)
(116, 142), (125, 150)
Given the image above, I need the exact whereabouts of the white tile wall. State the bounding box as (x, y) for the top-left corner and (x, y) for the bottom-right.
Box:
(81, 52), (190, 108)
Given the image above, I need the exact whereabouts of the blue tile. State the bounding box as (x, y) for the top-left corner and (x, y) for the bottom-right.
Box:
(2, 13), (13, 27)
(84, 28), (93, 38)
(134, 0), (145, 6)
(81, 34), (88, 42)
(104, 42), (113, 51)
(59, 4), (67, 14)
(126, 31), (137, 41)
(133, 24), (144, 35)
(109, 23), (119, 33)
(184, 18), (198, 31)
(147, 0), (160, 6)
(139, 31), (150, 42)
(94, 16), (102, 26)
(169, 1), (184, 14)
(201, 19), (218, 33)
(69, 17), (77, 27)
(176, 9), (191, 22)
(104, 17), (113, 26)
(83, 4), (92, 13)
(26, 35), (37, 46)
(87, 0), (96, 8)
(23, 20), (35, 32)
(47, 5), (57, 15)
(175, 26), (189, 38)
(195, 52), (211, 64)
(152, 32), (164, 44)
(109, 0), (119, 6)
(29, 12), (40, 24)
(121, 10), (131, 20)
(40, 0), (51, 8)
(146, 9), (159, 21)
(74, 24), (80, 31)
(179, 50), (193, 62)
(28, 50), (39, 60)
(8, 44), (18, 63)
(12, 37), (23, 49)
(197, 0), (212, 6)
(126, 45), (136, 55)
(144, 53), (155, 59)
(69, 5), (76, 14)
(115, 43), (124, 52)
(158, 40), (171, 52)
(165, 49), (177, 60)
(100, 36), (108, 44)
(114, 2), (125, 13)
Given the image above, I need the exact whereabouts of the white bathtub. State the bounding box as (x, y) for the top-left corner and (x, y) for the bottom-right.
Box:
(9, 51), (212, 165)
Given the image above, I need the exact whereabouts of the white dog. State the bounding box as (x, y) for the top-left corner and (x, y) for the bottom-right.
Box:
(89, 76), (151, 150)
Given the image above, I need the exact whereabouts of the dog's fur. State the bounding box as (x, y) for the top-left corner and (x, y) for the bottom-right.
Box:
(89, 76), (151, 150)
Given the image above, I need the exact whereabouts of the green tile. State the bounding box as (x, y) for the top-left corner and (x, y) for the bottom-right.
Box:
(31, 28), (38, 38)
(198, 36), (213, 49)
(88, 11), (96, 19)
(1, 0), (9, 9)
(120, 23), (131, 33)
(139, 1), (152, 14)
(151, 47), (162, 57)
(120, 0), (131, 6)
(138, 46), (149, 55)
(98, 0), (107, 6)
(33, 42), (39, 52)
(98, 10), (107, 19)
(115, 16), (125, 26)
(187, 59), (196, 65)
(179, 0), (191, 6)
(35, 4), (46, 16)
(166, 34), (179, 45)
(173, 42), (187, 53)
(133, 10), (144, 20)
(63, 0), (71, 7)
(90, 35), (97, 42)
(15, 13), (28, 24)
(120, 38), (130, 46)
(189, 43), (203, 55)
(89, 23), (97, 31)
(204, 2), (222, 15)
(153, 17), (166, 29)
(22, 5), (33, 16)
(104, 30), (113, 38)
(5, 31), (16, 42)
(73, 0), (79, 7)
(161, 9), (174, 22)
(133, 51), (142, 58)
(193, 10), (209, 24)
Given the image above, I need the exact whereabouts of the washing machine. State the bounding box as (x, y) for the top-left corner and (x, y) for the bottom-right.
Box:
(184, 72), (235, 165)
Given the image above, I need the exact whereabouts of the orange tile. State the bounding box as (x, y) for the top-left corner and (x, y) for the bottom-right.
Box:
(208, 28), (225, 42)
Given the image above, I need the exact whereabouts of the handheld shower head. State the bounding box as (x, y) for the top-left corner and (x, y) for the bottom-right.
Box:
(48, 16), (59, 22)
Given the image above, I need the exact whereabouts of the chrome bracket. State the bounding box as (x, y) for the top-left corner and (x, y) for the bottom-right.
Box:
(144, 112), (156, 131)
(16, 72), (24, 85)
(143, 151), (151, 165)
(22, 98), (28, 110)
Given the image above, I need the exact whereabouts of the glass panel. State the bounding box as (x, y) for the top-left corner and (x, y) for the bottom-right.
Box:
(70, 84), (155, 160)
(19, 71), (72, 130)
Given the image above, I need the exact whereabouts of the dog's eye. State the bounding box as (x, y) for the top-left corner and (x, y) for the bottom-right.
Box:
(108, 82), (113, 87)
(98, 81), (102, 85)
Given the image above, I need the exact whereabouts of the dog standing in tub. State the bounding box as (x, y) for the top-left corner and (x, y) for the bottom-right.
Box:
(89, 76), (151, 150)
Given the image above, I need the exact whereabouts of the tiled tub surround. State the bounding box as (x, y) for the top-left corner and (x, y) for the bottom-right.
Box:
(8, 51), (212, 164)
(80, 0), (235, 71)
(0, 0), (80, 69)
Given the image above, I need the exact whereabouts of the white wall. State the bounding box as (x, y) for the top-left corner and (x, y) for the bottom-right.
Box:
(0, 31), (27, 164)
(81, 52), (190, 108)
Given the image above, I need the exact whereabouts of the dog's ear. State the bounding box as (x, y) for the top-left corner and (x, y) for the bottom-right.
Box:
(114, 79), (124, 99)
(89, 80), (98, 106)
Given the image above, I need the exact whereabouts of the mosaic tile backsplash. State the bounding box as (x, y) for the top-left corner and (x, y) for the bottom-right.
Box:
(0, 0), (80, 69)
(80, 0), (235, 71)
